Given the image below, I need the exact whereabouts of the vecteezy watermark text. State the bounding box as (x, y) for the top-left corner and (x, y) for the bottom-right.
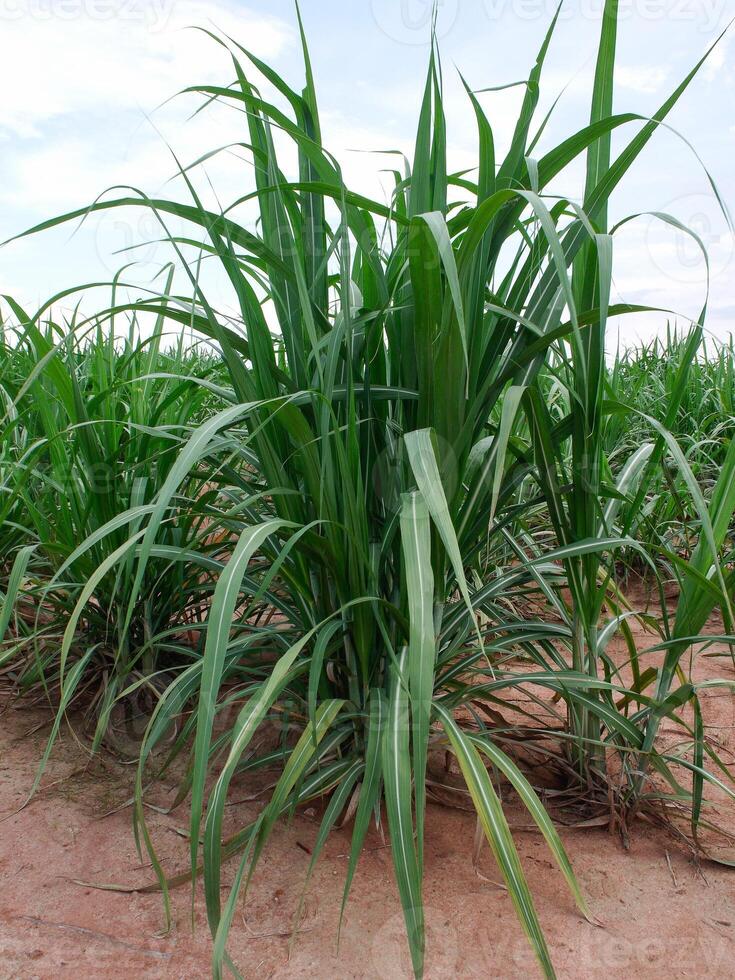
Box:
(0, 0), (174, 31)
(371, 0), (727, 42)
(484, 0), (725, 31)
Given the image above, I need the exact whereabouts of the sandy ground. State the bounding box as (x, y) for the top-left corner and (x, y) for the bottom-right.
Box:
(1, 618), (735, 979)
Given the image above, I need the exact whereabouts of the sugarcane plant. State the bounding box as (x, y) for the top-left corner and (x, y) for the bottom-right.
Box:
(4, 2), (735, 978)
(0, 286), (237, 754)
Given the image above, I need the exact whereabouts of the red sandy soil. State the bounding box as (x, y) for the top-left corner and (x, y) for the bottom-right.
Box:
(1, 616), (735, 979)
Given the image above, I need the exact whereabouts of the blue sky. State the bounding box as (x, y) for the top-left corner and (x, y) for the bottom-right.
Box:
(2, 0), (734, 347)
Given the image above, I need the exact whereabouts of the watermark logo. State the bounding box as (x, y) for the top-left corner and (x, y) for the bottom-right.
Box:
(644, 192), (734, 286)
(93, 210), (165, 276)
(371, 433), (459, 515)
(369, 905), (460, 977)
(370, 0), (459, 45)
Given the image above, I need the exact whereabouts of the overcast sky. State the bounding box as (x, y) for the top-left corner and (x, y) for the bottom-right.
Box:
(2, 0), (734, 348)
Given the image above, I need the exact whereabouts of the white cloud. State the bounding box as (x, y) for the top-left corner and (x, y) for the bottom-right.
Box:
(0, 0), (293, 137)
(614, 65), (669, 94)
(703, 30), (732, 82)
(0, 2), (296, 220)
(1, 100), (255, 213)
(2, 1), (733, 346)
(0, 2), (294, 310)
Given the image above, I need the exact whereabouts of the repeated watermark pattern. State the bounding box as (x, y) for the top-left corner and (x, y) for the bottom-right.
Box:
(370, 0), (728, 41)
(0, 0), (175, 30)
(370, 0), (460, 45)
(645, 192), (735, 286)
(93, 210), (167, 275)
(492, 923), (733, 976)
(369, 906), (461, 977)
